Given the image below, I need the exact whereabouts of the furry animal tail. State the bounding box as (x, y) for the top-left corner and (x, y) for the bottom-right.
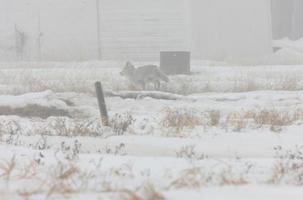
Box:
(156, 68), (169, 82)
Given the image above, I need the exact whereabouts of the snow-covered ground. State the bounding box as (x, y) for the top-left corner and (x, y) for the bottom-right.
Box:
(1, 59), (303, 199)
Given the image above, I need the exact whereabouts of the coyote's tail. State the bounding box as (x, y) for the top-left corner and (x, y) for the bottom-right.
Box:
(156, 68), (169, 82)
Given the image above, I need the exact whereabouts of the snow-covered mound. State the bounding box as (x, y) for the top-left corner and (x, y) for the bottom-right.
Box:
(273, 37), (303, 53)
(0, 90), (72, 118)
(0, 90), (67, 109)
(267, 37), (303, 65)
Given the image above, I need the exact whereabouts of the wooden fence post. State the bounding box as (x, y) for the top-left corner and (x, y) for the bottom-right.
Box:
(95, 81), (109, 126)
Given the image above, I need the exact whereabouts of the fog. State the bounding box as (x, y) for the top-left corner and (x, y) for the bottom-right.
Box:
(272, 0), (303, 40)
(2, 2), (303, 198)
(0, 0), (302, 63)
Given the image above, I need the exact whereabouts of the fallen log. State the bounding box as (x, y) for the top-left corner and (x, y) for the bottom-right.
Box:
(105, 90), (183, 100)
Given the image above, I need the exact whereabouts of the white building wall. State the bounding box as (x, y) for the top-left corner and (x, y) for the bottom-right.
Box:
(191, 0), (273, 63)
(292, 1), (303, 39)
(100, 0), (190, 61)
(0, 0), (273, 63)
(271, 0), (303, 40)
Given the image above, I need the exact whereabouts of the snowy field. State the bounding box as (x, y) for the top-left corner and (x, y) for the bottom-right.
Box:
(1, 55), (303, 199)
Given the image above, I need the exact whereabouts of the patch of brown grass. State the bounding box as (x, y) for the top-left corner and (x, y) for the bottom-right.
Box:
(0, 104), (70, 119)
(168, 167), (204, 189)
(0, 156), (16, 180)
(50, 118), (100, 137)
(120, 183), (165, 200)
(219, 167), (248, 186)
(162, 108), (203, 131)
(225, 109), (303, 132)
(17, 188), (41, 200)
(46, 164), (80, 198)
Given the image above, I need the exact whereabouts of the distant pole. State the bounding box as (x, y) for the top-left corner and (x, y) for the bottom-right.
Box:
(14, 24), (18, 60)
(15, 24), (25, 61)
(291, 0), (298, 39)
(95, 81), (109, 126)
(96, 0), (102, 60)
(37, 12), (42, 61)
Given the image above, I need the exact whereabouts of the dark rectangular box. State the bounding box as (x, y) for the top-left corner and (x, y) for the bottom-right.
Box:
(160, 51), (191, 75)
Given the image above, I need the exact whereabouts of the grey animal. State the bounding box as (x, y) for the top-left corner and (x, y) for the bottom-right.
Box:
(120, 61), (169, 90)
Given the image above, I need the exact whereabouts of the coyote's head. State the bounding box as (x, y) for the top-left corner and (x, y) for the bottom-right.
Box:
(120, 61), (135, 76)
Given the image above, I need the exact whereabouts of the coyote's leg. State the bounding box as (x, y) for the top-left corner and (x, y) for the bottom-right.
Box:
(139, 81), (146, 90)
(154, 80), (160, 90)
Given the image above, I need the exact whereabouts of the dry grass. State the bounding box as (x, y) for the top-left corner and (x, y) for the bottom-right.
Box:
(168, 167), (204, 189)
(162, 108), (203, 132)
(3, 152), (303, 198)
(168, 164), (251, 189)
(17, 188), (41, 200)
(46, 164), (82, 198)
(274, 75), (300, 91)
(50, 117), (101, 137)
(176, 145), (207, 160)
(162, 107), (303, 133)
(269, 146), (303, 185)
(120, 183), (165, 200)
(0, 117), (105, 139)
(0, 104), (70, 119)
(219, 167), (248, 186)
(18, 161), (37, 179)
(0, 156), (16, 181)
(224, 109), (303, 132)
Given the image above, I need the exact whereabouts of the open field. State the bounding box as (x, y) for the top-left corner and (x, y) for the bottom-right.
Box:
(1, 61), (303, 199)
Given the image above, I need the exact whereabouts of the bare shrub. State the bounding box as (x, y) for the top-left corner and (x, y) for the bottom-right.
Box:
(269, 146), (303, 185)
(34, 135), (50, 150)
(120, 190), (142, 200)
(120, 183), (165, 200)
(18, 161), (38, 179)
(168, 167), (204, 189)
(208, 110), (221, 126)
(49, 118), (101, 137)
(98, 143), (127, 156)
(251, 109), (302, 130)
(219, 167), (248, 186)
(46, 164), (80, 198)
(58, 140), (82, 160)
(176, 145), (207, 160)
(0, 156), (16, 181)
(224, 112), (249, 132)
(110, 113), (134, 135)
(1, 119), (21, 136)
(17, 188), (41, 200)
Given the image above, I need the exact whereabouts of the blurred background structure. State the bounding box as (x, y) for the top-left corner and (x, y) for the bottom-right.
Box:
(0, 0), (302, 62)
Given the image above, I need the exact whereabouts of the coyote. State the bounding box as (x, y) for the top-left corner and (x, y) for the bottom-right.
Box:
(120, 61), (169, 90)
